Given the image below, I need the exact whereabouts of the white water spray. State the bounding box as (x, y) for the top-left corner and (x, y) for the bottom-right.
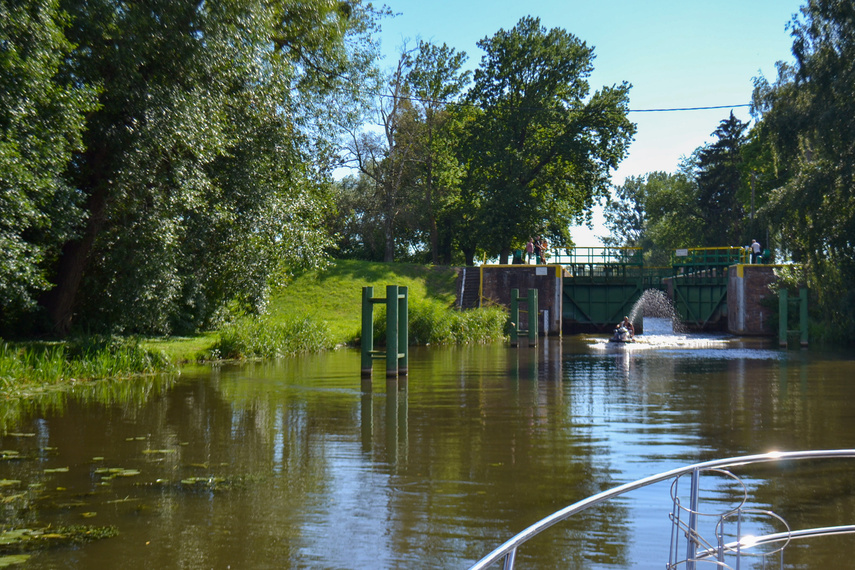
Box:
(628, 289), (685, 334)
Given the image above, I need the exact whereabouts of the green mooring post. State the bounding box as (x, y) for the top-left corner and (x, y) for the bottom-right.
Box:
(799, 287), (808, 347)
(386, 285), (399, 377)
(510, 288), (520, 347)
(361, 286), (375, 379)
(361, 285), (409, 380)
(527, 288), (538, 347)
(779, 288), (788, 347)
(510, 288), (538, 347)
(398, 286), (408, 376)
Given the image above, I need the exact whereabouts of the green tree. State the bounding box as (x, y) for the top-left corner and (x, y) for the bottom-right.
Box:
(751, 0), (855, 341)
(693, 112), (750, 246)
(0, 0), (98, 331)
(33, 0), (382, 335)
(604, 171), (699, 265)
(464, 16), (635, 264)
(343, 49), (421, 262)
(404, 41), (471, 265)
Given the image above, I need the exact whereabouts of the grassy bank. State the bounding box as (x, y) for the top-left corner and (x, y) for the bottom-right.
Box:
(3, 260), (507, 388)
(0, 337), (174, 396)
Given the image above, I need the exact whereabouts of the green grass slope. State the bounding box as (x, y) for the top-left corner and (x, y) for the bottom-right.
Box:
(267, 259), (461, 344)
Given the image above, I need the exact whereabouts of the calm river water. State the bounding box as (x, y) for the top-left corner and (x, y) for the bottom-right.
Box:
(2, 318), (855, 569)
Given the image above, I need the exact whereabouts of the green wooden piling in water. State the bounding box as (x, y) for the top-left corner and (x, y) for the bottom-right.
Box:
(386, 285), (399, 378)
(779, 287), (809, 348)
(361, 284), (408, 381)
(510, 288), (520, 347)
(398, 286), (408, 375)
(527, 288), (538, 347)
(510, 288), (538, 347)
(361, 286), (374, 377)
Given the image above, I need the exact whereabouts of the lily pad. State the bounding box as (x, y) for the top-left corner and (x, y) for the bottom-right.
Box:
(0, 554), (30, 567)
(43, 467), (69, 474)
(0, 525), (118, 553)
(0, 480), (21, 488)
(142, 449), (175, 455)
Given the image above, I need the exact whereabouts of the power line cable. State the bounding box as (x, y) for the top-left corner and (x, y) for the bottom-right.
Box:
(373, 90), (751, 114)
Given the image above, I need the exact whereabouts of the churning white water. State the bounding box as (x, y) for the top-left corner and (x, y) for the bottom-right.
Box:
(593, 289), (730, 350)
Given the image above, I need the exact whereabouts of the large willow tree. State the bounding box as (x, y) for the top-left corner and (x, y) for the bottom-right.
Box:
(2, 0), (383, 336)
(752, 0), (855, 342)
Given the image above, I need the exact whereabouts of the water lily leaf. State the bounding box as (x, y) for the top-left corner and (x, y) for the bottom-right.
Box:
(43, 467), (69, 474)
(0, 554), (30, 567)
(0, 480), (20, 488)
(80, 512), (97, 518)
(7, 433), (34, 437)
(142, 449), (175, 455)
(92, 457), (104, 462)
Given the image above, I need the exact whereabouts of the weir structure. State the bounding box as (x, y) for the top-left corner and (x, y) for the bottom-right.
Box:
(461, 247), (803, 341)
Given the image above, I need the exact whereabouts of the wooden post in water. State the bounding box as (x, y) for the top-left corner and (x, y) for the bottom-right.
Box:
(779, 289), (788, 347)
(799, 287), (809, 347)
(510, 288), (520, 347)
(527, 288), (538, 347)
(386, 285), (399, 378)
(361, 286), (374, 379)
(361, 285), (409, 382)
(398, 286), (408, 376)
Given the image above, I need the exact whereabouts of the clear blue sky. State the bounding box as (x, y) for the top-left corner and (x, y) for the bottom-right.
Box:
(374, 0), (804, 245)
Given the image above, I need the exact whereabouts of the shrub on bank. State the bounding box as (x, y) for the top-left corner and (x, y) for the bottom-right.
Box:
(211, 315), (336, 360)
(371, 300), (507, 345)
(0, 337), (171, 387)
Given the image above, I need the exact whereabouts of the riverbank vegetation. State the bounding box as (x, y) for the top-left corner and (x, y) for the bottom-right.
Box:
(0, 337), (172, 396)
(2, 260), (507, 385)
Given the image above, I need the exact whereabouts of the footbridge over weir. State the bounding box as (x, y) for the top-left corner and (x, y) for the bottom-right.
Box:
(457, 247), (782, 336)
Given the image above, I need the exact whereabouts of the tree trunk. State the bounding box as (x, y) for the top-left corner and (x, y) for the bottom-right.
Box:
(499, 249), (509, 265)
(463, 246), (475, 266)
(40, 185), (108, 336)
(383, 214), (395, 262)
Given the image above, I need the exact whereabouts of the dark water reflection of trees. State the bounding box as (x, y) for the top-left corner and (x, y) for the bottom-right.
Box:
(1, 338), (854, 568)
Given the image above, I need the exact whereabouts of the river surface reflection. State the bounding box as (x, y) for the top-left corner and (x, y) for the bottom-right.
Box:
(2, 318), (855, 569)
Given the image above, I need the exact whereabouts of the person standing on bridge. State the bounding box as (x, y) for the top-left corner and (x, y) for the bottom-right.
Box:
(525, 238), (534, 264)
(751, 239), (761, 264)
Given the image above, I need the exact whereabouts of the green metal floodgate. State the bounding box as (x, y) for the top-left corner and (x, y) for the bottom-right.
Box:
(559, 247), (644, 333)
(670, 247), (745, 330)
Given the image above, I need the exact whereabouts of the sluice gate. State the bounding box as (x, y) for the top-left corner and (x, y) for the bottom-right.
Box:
(464, 247), (786, 336)
(559, 248), (646, 333)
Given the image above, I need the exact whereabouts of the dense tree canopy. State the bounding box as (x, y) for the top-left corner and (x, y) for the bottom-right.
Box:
(0, 0), (98, 324)
(751, 0), (855, 340)
(1, 0), (384, 337)
(464, 17), (635, 263)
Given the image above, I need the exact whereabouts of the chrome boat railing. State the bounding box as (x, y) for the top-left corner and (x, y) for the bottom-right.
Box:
(468, 449), (855, 570)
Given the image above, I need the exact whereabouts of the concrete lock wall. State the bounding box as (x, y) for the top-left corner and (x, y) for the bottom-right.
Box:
(728, 265), (778, 335)
(479, 265), (563, 335)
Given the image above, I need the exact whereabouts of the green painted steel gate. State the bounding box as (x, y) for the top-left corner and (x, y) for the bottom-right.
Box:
(557, 248), (644, 333)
